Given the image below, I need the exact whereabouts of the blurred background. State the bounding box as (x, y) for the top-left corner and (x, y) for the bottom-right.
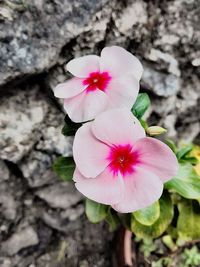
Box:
(0, 0), (200, 266)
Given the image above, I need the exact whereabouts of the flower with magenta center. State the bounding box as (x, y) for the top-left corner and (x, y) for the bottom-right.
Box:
(73, 108), (178, 213)
(53, 46), (143, 122)
(108, 144), (139, 176)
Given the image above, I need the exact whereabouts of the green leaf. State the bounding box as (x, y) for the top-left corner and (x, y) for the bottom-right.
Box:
(180, 157), (199, 165)
(165, 139), (176, 153)
(62, 114), (82, 136)
(165, 163), (200, 199)
(139, 119), (148, 130)
(105, 208), (119, 232)
(61, 123), (82, 136)
(131, 192), (173, 238)
(131, 93), (150, 119)
(176, 146), (193, 160)
(85, 199), (108, 223)
(166, 225), (178, 239)
(53, 157), (75, 182)
(133, 201), (160, 226)
(162, 235), (177, 251)
(177, 199), (200, 240)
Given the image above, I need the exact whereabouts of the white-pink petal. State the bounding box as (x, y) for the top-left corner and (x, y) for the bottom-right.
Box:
(105, 74), (139, 109)
(91, 108), (145, 147)
(53, 78), (86, 99)
(73, 123), (110, 178)
(133, 137), (178, 183)
(100, 46), (143, 80)
(64, 89), (109, 123)
(112, 167), (163, 213)
(74, 167), (124, 205)
(66, 55), (100, 78)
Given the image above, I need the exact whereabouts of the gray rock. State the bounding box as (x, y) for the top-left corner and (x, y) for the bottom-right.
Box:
(0, 0), (109, 86)
(61, 203), (84, 221)
(163, 114), (177, 139)
(177, 77), (200, 114)
(0, 86), (48, 162)
(1, 227), (39, 256)
(0, 0), (200, 266)
(142, 66), (180, 97)
(0, 193), (17, 220)
(115, 1), (147, 34)
(35, 182), (82, 209)
(35, 251), (69, 267)
(0, 166), (22, 221)
(20, 151), (57, 188)
(146, 48), (181, 77)
(153, 0), (200, 55)
(36, 103), (74, 156)
(0, 161), (9, 182)
(178, 122), (200, 144)
(36, 126), (73, 156)
(0, 257), (12, 267)
(152, 95), (177, 117)
(40, 211), (68, 233)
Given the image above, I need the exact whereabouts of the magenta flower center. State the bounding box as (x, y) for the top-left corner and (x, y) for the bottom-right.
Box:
(83, 72), (111, 92)
(108, 144), (139, 176)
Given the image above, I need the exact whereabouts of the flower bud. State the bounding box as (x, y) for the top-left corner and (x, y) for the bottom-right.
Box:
(146, 126), (167, 136)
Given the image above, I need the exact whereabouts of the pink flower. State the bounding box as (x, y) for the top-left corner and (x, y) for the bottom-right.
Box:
(54, 46), (143, 122)
(73, 108), (178, 213)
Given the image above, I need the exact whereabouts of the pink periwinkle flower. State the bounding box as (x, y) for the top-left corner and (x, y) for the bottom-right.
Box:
(54, 46), (143, 122)
(73, 108), (178, 213)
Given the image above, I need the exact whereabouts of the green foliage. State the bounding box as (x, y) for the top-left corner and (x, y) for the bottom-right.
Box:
(131, 93), (150, 119)
(165, 163), (200, 199)
(177, 199), (200, 241)
(139, 119), (148, 130)
(133, 201), (160, 226)
(85, 199), (108, 223)
(62, 123), (82, 136)
(139, 237), (157, 258)
(61, 114), (82, 136)
(105, 208), (119, 232)
(53, 157), (75, 182)
(165, 139), (177, 153)
(5, 0), (26, 9)
(176, 143), (199, 164)
(162, 235), (177, 251)
(176, 146), (193, 160)
(152, 257), (171, 267)
(182, 246), (200, 266)
(131, 193), (173, 238)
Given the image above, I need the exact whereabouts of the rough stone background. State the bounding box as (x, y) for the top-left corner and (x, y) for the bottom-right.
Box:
(0, 0), (200, 266)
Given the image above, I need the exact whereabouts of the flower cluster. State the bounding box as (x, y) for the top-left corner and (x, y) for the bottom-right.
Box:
(54, 46), (178, 213)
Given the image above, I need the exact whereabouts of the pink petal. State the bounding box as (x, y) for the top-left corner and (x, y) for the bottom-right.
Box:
(100, 46), (143, 80)
(133, 137), (178, 183)
(73, 123), (110, 178)
(53, 78), (86, 99)
(74, 167), (124, 205)
(66, 55), (100, 78)
(112, 167), (163, 213)
(64, 89), (109, 123)
(105, 74), (139, 109)
(91, 108), (145, 147)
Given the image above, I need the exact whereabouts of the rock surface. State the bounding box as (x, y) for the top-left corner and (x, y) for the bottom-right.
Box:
(0, 0), (109, 86)
(35, 182), (83, 209)
(1, 226), (39, 256)
(0, 0), (200, 266)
